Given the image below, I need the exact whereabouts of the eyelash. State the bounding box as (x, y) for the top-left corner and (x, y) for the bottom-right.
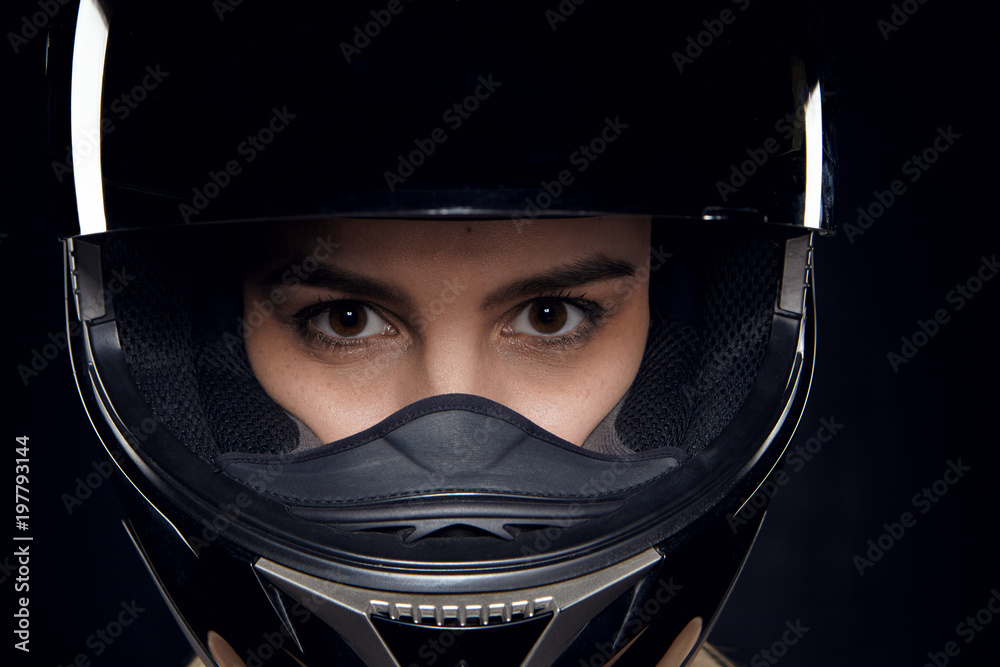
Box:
(291, 293), (608, 350)
(507, 292), (607, 346)
(292, 297), (396, 350)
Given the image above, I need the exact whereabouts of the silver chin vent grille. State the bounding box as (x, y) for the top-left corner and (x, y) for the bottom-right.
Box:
(254, 549), (662, 667)
(368, 596), (556, 626)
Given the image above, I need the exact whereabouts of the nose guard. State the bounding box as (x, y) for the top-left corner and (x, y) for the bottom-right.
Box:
(218, 395), (683, 544)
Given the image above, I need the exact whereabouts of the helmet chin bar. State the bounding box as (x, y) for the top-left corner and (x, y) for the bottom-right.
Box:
(117, 470), (766, 667)
(254, 549), (661, 667)
(116, 473), (768, 667)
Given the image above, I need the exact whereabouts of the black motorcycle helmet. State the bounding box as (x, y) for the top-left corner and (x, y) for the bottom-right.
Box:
(50, 1), (836, 665)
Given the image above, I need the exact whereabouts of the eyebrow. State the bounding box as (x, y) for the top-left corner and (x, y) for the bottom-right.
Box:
(261, 264), (417, 312)
(481, 254), (637, 309)
(261, 253), (637, 311)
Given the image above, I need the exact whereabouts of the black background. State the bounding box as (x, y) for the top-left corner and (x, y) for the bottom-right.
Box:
(4, 1), (997, 666)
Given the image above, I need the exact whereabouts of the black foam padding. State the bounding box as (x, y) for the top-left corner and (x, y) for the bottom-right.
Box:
(104, 234), (299, 461)
(615, 233), (782, 454)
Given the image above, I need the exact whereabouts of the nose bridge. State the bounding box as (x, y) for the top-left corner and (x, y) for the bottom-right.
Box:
(418, 329), (493, 399)
(409, 287), (498, 400)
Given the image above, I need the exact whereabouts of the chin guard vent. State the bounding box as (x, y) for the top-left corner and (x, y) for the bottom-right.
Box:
(370, 597), (556, 627)
(332, 519), (586, 544)
(288, 495), (624, 543)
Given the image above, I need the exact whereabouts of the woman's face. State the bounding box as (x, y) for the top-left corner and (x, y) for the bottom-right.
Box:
(243, 216), (651, 445)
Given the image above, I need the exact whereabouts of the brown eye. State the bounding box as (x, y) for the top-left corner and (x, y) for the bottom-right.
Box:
(511, 299), (585, 336)
(530, 300), (567, 333)
(309, 301), (388, 339)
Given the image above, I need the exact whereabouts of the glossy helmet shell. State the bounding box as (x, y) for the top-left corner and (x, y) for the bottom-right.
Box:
(51, 1), (834, 665)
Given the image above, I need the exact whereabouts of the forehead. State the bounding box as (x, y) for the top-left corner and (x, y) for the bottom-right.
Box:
(258, 216), (651, 270)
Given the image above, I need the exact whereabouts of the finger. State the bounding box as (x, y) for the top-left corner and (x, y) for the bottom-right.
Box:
(207, 630), (248, 667)
(655, 617), (703, 667)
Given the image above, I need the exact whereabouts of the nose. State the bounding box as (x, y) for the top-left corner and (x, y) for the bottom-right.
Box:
(413, 332), (499, 401)
(391, 291), (516, 407)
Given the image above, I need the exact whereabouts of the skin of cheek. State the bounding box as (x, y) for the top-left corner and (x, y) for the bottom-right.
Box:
(496, 313), (649, 443)
(244, 322), (412, 441)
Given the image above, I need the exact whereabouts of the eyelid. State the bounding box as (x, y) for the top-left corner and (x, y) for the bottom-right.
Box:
(291, 293), (607, 349)
(293, 296), (393, 323)
(293, 297), (399, 343)
(509, 300), (584, 337)
(311, 303), (389, 340)
(509, 293), (607, 320)
(504, 294), (608, 336)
